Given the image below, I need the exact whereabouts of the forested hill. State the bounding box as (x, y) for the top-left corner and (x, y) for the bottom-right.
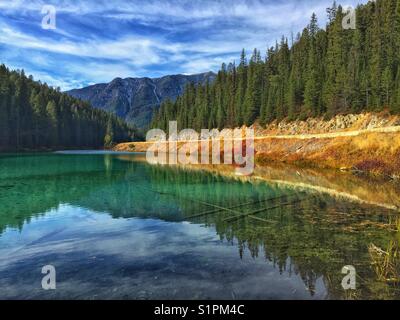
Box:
(0, 65), (137, 151)
(152, 0), (400, 131)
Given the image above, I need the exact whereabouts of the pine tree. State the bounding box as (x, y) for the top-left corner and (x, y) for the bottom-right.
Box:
(0, 65), (10, 148)
(235, 49), (247, 126)
(304, 14), (321, 117)
(104, 118), (114, 147)
(0, 64), (136, 151)
(151, 0), (400, 131)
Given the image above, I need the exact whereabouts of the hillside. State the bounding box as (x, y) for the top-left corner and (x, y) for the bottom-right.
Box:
(152, 0), (400, 131)
(0, 65), (136, 151)
(67, 72), (215, 129)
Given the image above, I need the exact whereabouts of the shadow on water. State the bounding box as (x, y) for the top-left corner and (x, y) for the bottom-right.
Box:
(0, 152), (400, 299)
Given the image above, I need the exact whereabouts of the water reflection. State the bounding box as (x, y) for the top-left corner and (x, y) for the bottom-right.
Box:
(0, 152), (399, 299)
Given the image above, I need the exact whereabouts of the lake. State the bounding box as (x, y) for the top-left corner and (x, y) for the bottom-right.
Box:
(0, 151), (399, 300)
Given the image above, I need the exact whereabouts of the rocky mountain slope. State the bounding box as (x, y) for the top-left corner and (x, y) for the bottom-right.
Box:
(67, 72), (215, 129)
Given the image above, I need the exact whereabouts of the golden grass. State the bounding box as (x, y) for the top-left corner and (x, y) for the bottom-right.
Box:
(114, 130), (400, 178)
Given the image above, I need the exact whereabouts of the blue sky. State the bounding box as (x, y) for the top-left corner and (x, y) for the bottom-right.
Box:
(0, 0), (366, 90)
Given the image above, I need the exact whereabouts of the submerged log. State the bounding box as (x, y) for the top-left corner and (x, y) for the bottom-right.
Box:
(223, 196), (311, 223)
(185, 193), (299, 219)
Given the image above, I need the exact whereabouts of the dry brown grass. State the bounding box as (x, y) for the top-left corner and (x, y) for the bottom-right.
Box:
(311, 132), (400, 177)
(114, 129), (400, 178)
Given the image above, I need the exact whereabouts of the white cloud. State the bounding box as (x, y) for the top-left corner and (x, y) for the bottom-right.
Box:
(0, 0), (369, 90)
(0, 24), (167, 66)
(0, 0), (365, 26)
(180, 55), (237, 74)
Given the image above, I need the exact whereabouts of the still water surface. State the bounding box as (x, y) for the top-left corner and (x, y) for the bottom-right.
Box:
(0, 152), (399, 299)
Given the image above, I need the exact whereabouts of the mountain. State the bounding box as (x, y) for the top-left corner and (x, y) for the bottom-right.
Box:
(67, 72), (216, 129)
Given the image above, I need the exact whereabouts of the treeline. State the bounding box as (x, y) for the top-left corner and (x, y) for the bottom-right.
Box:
(152, 0), (400, 130)
(0, 64), (137, 151)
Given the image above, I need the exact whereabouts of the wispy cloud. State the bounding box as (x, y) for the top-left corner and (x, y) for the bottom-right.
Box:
(0, 0), (367, 90)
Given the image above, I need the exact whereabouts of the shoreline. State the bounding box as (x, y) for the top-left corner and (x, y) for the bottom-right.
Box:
(114, 128), (400, 180)
(115, 153), (400, 212)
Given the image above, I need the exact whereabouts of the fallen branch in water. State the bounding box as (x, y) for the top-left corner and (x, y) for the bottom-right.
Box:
(223, 196), (311, 223)
(140, 186), (243, 215)
(185, 193), (301, 219)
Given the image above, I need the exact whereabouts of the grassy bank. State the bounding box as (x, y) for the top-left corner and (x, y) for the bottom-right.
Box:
(114, 113), (400, 179)
(114, 129), (400, 179)
(254, 131), (400, 178)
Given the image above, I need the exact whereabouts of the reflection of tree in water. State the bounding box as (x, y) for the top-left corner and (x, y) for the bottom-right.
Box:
(0, 155), (185, 233)
(1, 154), (400, 299)
(145, 166), (400, 299)
(368, 217), (400, 298)
(0, 154), (128, 233)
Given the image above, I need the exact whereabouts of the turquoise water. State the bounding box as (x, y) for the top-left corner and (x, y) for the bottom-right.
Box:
(0, 152), (399, 300)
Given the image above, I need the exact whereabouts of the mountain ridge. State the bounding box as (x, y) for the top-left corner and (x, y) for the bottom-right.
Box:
(67, 72), (216, 129)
